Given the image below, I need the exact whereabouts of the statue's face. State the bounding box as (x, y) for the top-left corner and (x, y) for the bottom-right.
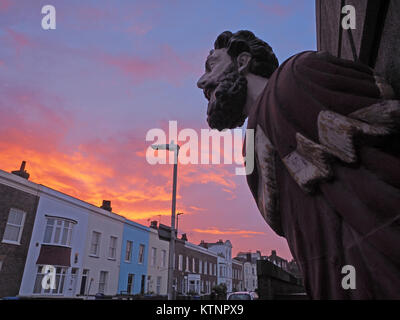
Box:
(197, 49), (248, 131)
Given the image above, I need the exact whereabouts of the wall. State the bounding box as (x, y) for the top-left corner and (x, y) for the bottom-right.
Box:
(19, 187), (89, 297)
(174, 240), (218, 295)
(0, 172), (39, 298)
(316, 0), (400, 97)
(146, 227), (168, 296)
(206, 241), (232, 292)
(118, 219), (149, 295)
(82, 209), (124, 296)
(257, 260), (306, 300)
(231, 260), (243, 292)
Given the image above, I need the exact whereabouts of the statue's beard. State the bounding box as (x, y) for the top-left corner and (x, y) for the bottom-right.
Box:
(206, 63), (248, 131)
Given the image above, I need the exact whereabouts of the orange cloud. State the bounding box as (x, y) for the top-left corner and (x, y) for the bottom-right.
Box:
(0, 85), (240, 227)
(192, 227), (265, 237)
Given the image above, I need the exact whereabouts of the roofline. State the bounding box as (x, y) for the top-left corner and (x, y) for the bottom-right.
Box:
(0, 169), (126, 224)
(184, 241), (218, 257)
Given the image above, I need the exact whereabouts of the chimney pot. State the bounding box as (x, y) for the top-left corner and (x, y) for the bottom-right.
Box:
(100, 200), (112, 212)
(11, 161), (30, 180)
(150, 221), (158, 229)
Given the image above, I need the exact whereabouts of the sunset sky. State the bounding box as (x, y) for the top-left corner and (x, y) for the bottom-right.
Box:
(0, 0), (316, 260)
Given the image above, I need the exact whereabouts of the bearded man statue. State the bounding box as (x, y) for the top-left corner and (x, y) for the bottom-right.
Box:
(197, 30), (400, 299)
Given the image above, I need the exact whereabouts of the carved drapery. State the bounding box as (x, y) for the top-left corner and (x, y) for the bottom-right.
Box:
(254, 74), (400, 233)
(254, 124), (282, 235)
(282, 100), (400, 193)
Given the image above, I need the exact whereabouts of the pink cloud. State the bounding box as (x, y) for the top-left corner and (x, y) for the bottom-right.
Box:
(3, 28), (34, 58)
(246, 0), (296, 18)
(99, 44), (198, 85)
(0, 0), (12, 12)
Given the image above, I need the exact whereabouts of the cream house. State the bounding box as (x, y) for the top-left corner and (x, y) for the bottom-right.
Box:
(146, 221), (169, 296)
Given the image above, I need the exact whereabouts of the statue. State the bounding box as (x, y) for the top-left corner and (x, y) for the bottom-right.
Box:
(197, 30), (400, 299)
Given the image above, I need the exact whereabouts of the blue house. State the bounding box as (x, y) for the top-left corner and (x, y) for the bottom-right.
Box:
(118, 219), (150, 295)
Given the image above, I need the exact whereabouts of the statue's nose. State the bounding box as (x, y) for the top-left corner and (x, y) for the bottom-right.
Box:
(197, 75), (207, 89)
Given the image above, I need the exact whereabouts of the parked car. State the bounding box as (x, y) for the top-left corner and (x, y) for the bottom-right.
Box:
(227, 291), (258, 300)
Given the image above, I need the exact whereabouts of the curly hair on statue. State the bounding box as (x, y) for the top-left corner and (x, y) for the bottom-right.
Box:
(214, 30), (279, 78)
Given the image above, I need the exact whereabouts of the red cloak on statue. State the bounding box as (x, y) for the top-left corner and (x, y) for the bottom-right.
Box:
(246, 50), (400, 299)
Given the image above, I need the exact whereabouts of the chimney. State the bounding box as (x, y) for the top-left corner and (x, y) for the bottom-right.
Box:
(100, 200), (112, 212)
(150, 221), (158, 229)
(11, 161), (30, 180)
(181, 233), (188, 241)
(271, 250), (277, 257)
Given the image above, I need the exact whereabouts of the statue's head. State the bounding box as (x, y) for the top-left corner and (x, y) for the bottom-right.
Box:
(197, 30), (279, 131)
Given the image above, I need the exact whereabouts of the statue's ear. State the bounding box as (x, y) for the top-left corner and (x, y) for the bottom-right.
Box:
(237, 52), (252, 74)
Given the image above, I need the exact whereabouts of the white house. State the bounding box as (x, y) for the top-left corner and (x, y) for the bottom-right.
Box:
(199, 239), (232, 292)
(19, 186), (90, 297)
(236, 251), (260, 292)
(18, 183), (124, 298)
(82, 201), (124, 297)
(146, 221), (169, 296)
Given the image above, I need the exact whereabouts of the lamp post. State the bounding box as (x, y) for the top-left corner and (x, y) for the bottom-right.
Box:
(151, 140), (180, 300)
(176, 212), (184, 236)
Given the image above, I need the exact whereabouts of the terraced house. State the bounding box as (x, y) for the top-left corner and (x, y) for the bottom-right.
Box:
(117, 218), (149, 296)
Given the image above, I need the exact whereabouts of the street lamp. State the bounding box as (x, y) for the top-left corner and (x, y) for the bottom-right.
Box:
(151, 140), (180, 300)
(176, 212), (184, 236)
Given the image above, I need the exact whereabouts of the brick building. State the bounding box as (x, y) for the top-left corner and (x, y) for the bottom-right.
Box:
(0, 163), (39, 298)
(173, 234), (218, 296)
(231, 258), (243, 292)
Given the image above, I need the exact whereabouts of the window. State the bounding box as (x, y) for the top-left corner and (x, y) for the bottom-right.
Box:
(214, 264), (217, 276)
(127, 274), (134, 294)
(108, 236), (117, 260)
(43, 217), (74, 247)
(2, 208), (26, 244)
(140, 275), (145, 294)
(80, 269), (89, 295)
(204, 261), (207, 275)
(199, 260), (202, 274)
(185, 256), (189, 271)
(138, 244), (145, 264)
(98, 271), (108, 294)
(146, 275), (151, 293)
(178, 255), (183, 271)
(33, 265), (67, 295)
(125, 240), (133, 262)
(209, 262), (212, 275)
(161, 250), (167, 268)
(156, 276), (161, 295)
(192, 258), (196, 273)
(90, 231), (101, 256)
(151, 247), (157, 266)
